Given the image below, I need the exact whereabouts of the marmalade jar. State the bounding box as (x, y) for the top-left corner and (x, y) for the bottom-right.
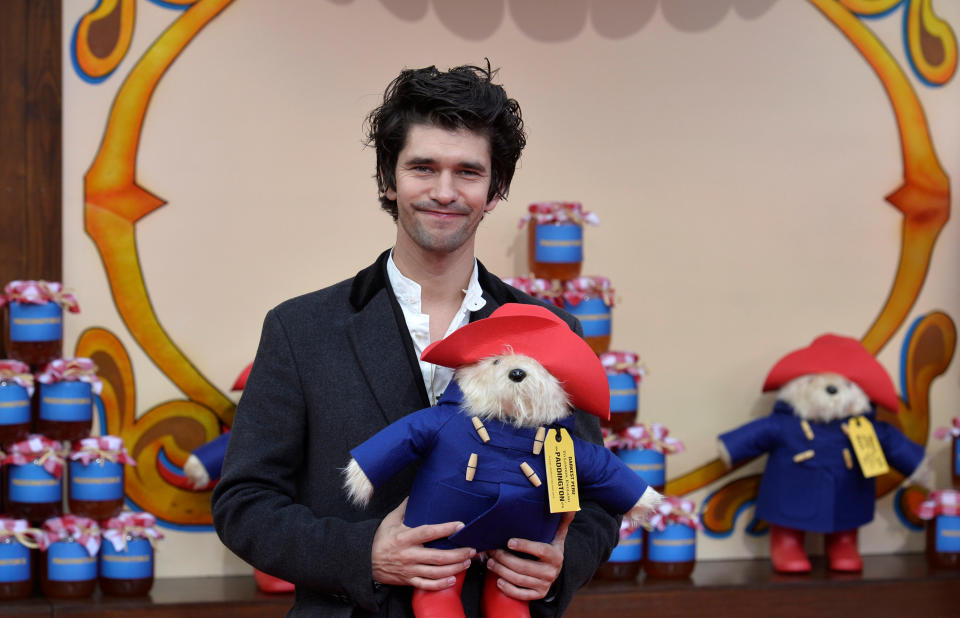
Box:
(67, 436), (134, 520)
(595, 524), (643, 580)
(0, 519), (41, 600)
(3, 436), (65, 522)
(527, 222), (583, 280)
(4, 301), (63, 370)
(36, 381), (92, 443)
(644, 522), (696, 579)
(605, 372), (638, 432)
(100, 512), (163, 596)
(39, 516), (100, 599)
(99, 536), (154, 596)
(0, 376), (32, 447)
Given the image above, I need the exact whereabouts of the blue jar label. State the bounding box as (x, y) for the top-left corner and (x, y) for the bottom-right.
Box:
(69, 460), (124, 501)
(9, 301), (62, 342)
(608, 527), (643, 563)
(648, 524), (696, 563)
(534, 224), (582, 263)
(0, 541), (31, 583)
(8, 463), (61, 503)
(618, 448), (666, 487)
(40, 381), (93, 422)
(0, 382), (31, 425)
(47, 541), (96, 582)
(564, 297), (611, 338)
(100, 538), (152, 580)
(608, 373), (638, 413)
(935, 514), (960, 553)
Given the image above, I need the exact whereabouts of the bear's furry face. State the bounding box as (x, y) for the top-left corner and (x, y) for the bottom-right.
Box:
(777, 372), (871, 423)
(455, 351), (571, 428)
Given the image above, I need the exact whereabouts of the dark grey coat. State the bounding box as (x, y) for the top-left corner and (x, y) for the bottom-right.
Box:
(211, 250), (619, 617)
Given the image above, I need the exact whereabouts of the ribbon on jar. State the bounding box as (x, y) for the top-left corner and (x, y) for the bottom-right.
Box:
(37, 358), (103, 395)
(0, 518), (44, 549)
(102, 512), (164, 552)
(604, 422), (685, 455)
(502, 277), (565, 307)
(518, 201), (600, 228)
(914, 489), (960, 519)
(0, 280), (80, 312)
(69, 435), (136, 466)
(0, 360), (35, 396)
(562, 276), (616, 308)
(2, 435), (66, 478)
(39, 515), (101, 556)
(599, 351), (647, 381)
(646, 496), (701, 532)
(933, 417), (960, 440)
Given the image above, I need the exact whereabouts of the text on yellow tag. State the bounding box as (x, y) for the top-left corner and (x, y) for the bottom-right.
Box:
(544, 428), (580, 513)
(847, 416), (889, 479)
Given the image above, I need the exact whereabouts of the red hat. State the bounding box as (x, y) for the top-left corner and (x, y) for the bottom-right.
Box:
(422, 303), (610, 420)
(762, 334), (899, 412)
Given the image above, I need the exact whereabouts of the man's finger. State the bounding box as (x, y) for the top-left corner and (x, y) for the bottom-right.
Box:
(401, 520), (466, 545)
(404, 546), (475, 567)
(552, 511), (576, 546)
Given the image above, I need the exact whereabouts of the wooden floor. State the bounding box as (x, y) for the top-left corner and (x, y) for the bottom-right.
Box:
(4, 554), (957, 617)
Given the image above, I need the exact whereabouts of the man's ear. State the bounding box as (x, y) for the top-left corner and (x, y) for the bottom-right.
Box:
(483, 196), (501, 213)
(385, 187), (397, 201)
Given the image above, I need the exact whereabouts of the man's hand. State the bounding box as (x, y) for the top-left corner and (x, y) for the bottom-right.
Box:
(485, 511), (576, 601)
(371, 498), (476, 590)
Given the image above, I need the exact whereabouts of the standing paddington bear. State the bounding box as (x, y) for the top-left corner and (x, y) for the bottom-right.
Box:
(718, 334), (925, 573)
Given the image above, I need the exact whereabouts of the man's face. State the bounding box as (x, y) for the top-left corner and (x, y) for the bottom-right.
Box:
(388, 124), (499, 256)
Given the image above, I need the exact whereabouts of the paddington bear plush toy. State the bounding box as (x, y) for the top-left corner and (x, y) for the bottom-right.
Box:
(717, 334), (925, 573)
(343, 303), (662, 618)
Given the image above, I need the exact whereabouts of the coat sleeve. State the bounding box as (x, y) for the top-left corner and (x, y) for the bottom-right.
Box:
(211, 308), (385, 612)
(350, 407), (443, 487)
(718, 415), (782, 465)
(875, 420), (925, 477)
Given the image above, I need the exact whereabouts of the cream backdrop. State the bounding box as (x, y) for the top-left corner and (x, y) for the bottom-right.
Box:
(62, 0), (959, 578)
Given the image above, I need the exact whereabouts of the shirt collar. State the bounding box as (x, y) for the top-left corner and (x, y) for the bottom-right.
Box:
(386, 251), (486, 314)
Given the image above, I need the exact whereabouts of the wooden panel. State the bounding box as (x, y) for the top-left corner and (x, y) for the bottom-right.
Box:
(24, 0), (62, 282)
(0, 0), (61, 358)
(0, 0), (29, 284)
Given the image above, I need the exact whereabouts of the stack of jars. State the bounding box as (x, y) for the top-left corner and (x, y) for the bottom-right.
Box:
(914, 418), (960, 570)
(517, 202), (614, 356)
(598, 422), (685, 580)
(0, 281), (161, 599)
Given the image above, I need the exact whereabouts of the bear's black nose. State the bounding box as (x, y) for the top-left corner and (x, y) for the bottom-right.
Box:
(509, 369), (526, 383)
(826, 385), (838, 395)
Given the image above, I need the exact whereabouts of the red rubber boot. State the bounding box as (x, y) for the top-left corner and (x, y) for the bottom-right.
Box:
(825, 529), (863, 572)
(411, 571), (467, 618)
(769, 525), (811, 573)
(482, 572), (530, 618)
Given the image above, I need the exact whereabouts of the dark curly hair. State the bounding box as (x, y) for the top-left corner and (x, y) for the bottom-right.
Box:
(365, 62), (526, 220)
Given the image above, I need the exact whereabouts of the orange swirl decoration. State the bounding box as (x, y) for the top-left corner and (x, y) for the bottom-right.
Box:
(73, 0), (135, 82)
(80, 0), (235, 526)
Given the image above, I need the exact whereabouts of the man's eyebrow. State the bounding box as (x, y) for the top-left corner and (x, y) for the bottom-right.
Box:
(402, 156), (488, 172)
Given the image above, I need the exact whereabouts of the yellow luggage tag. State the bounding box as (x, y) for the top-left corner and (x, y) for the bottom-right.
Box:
(544, 428), (580, 513)
(847, 416), (889, 478)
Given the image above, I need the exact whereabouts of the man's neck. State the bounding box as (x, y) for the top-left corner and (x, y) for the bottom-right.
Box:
(392, 238), (477, 343)
(391, 239), (476, 306)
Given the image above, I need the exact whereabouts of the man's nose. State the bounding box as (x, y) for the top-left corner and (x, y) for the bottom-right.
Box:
(430, 171), (457, 204)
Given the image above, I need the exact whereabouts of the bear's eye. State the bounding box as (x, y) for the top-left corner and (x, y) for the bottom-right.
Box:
(825, 385), (838, 395)
(492, 359), (500, 365)
(509, 369), (526, 383)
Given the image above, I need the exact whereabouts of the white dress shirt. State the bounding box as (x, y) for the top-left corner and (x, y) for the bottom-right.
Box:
(387, 252), (487, 405)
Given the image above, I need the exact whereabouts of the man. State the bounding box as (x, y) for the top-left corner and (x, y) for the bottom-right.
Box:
(212, 63), (619, 617)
